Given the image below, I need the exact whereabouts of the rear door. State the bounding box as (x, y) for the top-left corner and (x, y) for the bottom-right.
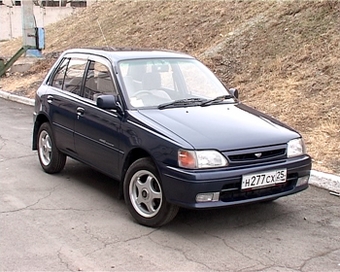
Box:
(74, 56), (123, 179)
(45, 56), (87, 155)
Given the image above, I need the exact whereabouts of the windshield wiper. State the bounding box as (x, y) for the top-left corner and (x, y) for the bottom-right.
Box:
(200, 94), (235, 107)
(158, 98), (206, 109)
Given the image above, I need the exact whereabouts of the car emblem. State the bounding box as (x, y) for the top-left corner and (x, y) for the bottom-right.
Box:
(254, 153), (262, 158)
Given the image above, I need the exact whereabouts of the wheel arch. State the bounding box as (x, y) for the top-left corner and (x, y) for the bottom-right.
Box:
(119, 148), (156, 198)
(32, 113), (50, 150)
(122, 154), (179, 227)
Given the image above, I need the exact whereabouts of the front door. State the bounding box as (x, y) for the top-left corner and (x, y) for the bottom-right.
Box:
(74, 59), (123, 179)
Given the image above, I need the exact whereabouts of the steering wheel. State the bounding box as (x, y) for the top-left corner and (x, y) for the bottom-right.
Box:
(132, 90), (154, 99)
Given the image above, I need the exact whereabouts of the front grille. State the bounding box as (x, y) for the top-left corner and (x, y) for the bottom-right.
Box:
(219, 173), (298, 202)
(223, 145), (287, 166)
(228, 149), (286, 161)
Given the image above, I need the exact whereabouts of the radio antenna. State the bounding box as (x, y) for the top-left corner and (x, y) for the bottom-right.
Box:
(97, 19), (109, 48)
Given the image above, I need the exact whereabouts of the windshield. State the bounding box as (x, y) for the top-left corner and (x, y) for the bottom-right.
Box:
(118, 58), (232, 109)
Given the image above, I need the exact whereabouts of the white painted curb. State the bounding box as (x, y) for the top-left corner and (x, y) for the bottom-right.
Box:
(0, 90), (34, 106)
(0, 89), (339, 195)
(310, 170), (340, 195)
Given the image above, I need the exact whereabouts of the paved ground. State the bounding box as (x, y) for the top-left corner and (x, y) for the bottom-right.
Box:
(1, 97), (340, 271)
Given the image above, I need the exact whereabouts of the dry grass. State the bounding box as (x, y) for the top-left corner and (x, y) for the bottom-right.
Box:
(0, 0), (339, 174)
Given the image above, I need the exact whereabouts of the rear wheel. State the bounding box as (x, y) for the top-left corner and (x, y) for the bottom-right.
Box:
(37, 123), (66, 174)
(124, 158), (179, 227)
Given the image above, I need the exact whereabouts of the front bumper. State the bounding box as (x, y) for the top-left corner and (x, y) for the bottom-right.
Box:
(160, 155), (312, 209)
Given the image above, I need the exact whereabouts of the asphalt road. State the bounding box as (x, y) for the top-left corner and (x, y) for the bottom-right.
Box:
(1, 98), (339, 272)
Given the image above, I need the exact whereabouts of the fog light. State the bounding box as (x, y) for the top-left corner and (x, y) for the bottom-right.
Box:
(196, 192), (220, 203)
(296, 175), (310, 186)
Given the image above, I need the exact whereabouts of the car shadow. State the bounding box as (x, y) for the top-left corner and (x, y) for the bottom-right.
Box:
(58, 157), (123, 201)
(54, 158), (295, 232)
(165, 199), (294, 235)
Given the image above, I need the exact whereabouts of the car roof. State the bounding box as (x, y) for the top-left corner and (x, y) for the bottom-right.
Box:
(63, 47), (195, 61)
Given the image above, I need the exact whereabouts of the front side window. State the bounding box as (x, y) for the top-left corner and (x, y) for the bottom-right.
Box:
(84, 61), (116, 101)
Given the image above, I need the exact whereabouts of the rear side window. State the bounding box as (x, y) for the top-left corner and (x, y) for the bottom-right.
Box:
(51, 57), (87, 96)
(63, 58), (87, 95)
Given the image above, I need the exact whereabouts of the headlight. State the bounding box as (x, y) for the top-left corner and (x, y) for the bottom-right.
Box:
(178, 149), (228, 169)
(287, 138), (306, 158)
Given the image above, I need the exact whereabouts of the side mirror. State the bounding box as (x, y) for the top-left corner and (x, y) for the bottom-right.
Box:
(229, 88), (239, 99)
(96, 94), (117, 109)
(97, 94), (124, 115)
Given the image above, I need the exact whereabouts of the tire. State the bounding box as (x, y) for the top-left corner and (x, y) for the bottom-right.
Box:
(37, 122), (66, 174)
(123, 158), (179, 227)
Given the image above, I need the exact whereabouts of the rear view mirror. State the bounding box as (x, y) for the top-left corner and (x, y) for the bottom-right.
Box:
(154, 64), (169, 72)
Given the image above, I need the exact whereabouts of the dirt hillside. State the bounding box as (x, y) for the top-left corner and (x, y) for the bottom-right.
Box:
(0, 0), (339, 174)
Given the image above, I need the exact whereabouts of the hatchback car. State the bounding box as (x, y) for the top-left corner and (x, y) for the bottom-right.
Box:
(32, 47), (311, 227)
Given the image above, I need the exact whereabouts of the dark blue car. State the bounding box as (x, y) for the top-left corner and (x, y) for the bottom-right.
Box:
(32, 48), (312, 227)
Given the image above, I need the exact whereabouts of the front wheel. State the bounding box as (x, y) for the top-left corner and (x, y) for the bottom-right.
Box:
(123, 158), (179, 227)
(37, 122), (66, 174)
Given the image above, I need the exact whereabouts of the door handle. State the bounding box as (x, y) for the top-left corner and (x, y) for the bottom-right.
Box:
(47, 95), (53, 103)
(77, 107), (85, 119)
(77, 107), (85, 115)
(76, 107), (85, 119)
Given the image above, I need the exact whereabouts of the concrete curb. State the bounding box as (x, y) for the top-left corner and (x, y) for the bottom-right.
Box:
(310, 170), (340, 195)
(0, 89), (339, 195)
(0, 90), (35, 106)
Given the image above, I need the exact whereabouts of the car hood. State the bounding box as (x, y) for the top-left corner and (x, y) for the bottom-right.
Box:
(135, 103), (300, 150)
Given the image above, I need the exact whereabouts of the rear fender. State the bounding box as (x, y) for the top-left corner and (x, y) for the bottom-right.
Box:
(32, 113), (50, 150)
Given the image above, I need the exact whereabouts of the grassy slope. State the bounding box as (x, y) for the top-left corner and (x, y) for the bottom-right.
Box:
(0, 0), (339, 174)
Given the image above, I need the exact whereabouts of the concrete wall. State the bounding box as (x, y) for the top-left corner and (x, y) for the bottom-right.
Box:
(0, 1), (95, 41)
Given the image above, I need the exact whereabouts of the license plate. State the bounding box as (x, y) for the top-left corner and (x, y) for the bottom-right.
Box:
(241, 169), (287, 190)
